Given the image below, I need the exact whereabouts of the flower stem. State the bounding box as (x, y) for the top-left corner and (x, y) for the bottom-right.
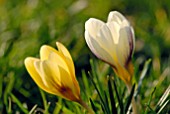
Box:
(78, 98), (95, 114)
(127, 83), (138, 114)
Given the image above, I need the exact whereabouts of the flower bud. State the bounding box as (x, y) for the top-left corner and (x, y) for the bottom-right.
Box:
(24, 42), (80, 101)
(85, 11), (135, 84)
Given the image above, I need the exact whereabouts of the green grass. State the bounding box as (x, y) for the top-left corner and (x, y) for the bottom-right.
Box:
(0, 0), (170, 113)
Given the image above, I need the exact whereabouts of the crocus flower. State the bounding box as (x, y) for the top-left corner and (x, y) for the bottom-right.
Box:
(24, 42), (80, 102)
(84, 11), (135, 85)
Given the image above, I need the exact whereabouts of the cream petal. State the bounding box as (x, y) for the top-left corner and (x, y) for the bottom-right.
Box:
(85, 18), (104, 38)
(106, 22), (120, 44)
(56, 42), (75, 76)
(85, 31), (115, 66)
(97, 24), (119, 63)
(40, 45), (58, 61)
(121, 19), (130, 27)
(24, 57), (55, 95)
(116, 26), (132, 66)
(107, 11), (127, 24)
(85, 31), (99, 56)
(130, 26), (135, 54)
(98, 24), (114, 47)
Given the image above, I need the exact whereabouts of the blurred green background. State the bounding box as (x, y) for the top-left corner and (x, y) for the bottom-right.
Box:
(0, 0), (170, 113)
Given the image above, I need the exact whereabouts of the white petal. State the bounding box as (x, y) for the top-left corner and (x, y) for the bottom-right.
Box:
(106, 22), (120, 44)
(85, 30), (115, 66)
(116, 26), (132, 66)
(85, 18), (104, 38)
(107, 11), (128, 25)
(85, 30), (99, 56)
(130, 26), (135, 54)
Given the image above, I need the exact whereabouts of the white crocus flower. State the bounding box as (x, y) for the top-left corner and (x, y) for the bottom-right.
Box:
(85, 11), (135, 85)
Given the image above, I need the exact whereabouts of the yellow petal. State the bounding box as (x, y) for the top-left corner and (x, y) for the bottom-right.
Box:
(113, 63), (131, 85)
(48, 52), (74, 88)
(24, 57), (55, 94)
(42, 60), (66, 97)
(34, 60), (66, 96)
(40, 45), (58, 61)
(44, 54), (80, 100)
(56, 42), (75, 76)
(34, 60), (49, 87)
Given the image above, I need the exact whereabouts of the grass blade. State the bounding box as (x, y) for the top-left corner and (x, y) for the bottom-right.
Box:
(155, 85), (170, 113)
(157, 99), (169, 114)
(104, 91), (110, 114)
(88, 72), (108, 114)
(113, 80), (124, 114)
(10, 93), (29, 114)
(29, 104), (38, 114)
(144, 87), (156, 114)
(124, 84), (136, 113)
(108, 76), (117, 114)
(134, 59), (151, 98)
(89, 98), (97, 113)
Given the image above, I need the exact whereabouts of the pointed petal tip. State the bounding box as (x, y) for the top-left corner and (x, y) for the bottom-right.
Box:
(24, 57), (37, 66)
(40, 45), (49, 51)
(109, 11), (120, 14)
(56, 41), (60, 46)
(56, 42), (63, 48)
(85, 18), (100, 29)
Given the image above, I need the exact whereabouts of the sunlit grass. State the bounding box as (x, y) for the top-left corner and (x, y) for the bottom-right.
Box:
(0, 0), (170, 113)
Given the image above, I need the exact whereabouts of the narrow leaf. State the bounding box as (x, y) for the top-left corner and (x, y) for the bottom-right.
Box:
(113, 80), (124, 114)
(124, 84), (136, 113)
(104, 91), (110, 114)
(89, 98), (97, 113)
(39, 88), (49, 114)
(108, 76), (117, 114)
(155, 85), (170, 113)
(144, 87), (156, 114)
(134, 59), (151, 98)
(88, 72), (108, 113)
(10, 93), (29, 114)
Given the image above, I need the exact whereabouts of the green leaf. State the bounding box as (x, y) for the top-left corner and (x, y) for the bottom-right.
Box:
(82, 70), (91, 98)
(53, 98), (62, 114)
(113, 80), (124, 114)
(104, 91), (110, 114)
(145, 87), (156, 114)
(3, 73), (15, 113)
(155, 85), (170, 113)
(108, 76), (117, 114)
(124, 84), (136, 113)
(90, 59), (104, 96)
(55, 102), (75, 114)
(134, 59), (152, 98)
(10, 93), (29, 114)
(39, 88), (50, 114)
(88, 72), (108, 114)
(29, 104), (38, 114)
(89, 98), (97, 113)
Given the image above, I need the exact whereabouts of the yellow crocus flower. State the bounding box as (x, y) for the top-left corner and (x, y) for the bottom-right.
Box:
(84, 11), (135, 85)
(24, 42), (80, 101)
